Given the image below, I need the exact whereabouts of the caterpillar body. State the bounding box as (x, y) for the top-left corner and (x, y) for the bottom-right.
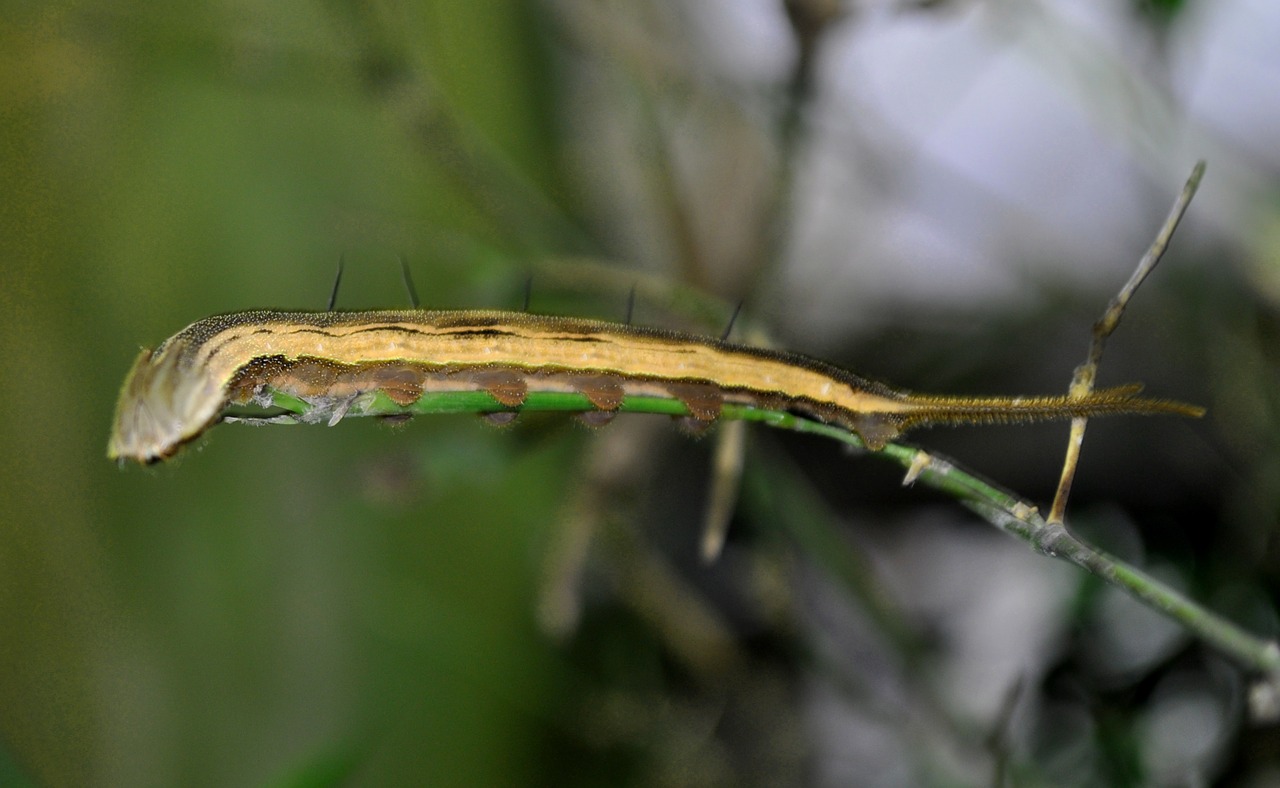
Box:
(107, 309), (1203, 464)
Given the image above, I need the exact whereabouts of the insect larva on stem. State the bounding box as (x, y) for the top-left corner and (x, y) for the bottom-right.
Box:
(107, 308), (1203, 465)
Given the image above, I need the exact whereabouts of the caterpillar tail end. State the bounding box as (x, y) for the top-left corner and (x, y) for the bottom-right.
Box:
(881, 384), (1205, 441)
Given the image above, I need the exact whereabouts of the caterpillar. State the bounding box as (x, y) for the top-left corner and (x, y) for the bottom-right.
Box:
(107, 308), (1203, 465)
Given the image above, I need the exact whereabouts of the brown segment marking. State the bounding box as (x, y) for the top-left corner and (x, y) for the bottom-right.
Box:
(368, 363), (427, 406)
(226, 355), (284, 403)
(570, 374), (625, 411)
(664, 382), (723, 422)
(471, 368), (529, 407)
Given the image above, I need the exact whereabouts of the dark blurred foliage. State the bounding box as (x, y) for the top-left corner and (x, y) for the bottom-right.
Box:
(2, 1), (1279, 785)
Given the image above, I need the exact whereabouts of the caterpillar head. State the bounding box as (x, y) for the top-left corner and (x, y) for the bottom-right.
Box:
(107, 338), (226, 464)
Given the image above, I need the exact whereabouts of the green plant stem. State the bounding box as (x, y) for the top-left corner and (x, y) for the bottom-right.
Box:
(237, 385), (1280, 681)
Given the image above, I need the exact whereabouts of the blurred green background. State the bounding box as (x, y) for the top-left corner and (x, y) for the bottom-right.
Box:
(4, 1), (1280, 785)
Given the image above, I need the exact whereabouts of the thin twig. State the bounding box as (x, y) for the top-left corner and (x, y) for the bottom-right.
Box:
(1047, 161), (1207, 524)
(245, 376), (1280, 688)
(700, 419), (747, 562)
(759, 412), (1280, 684)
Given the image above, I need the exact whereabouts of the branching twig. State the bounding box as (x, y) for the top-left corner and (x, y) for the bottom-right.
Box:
(1048, 161), (1207, 524)
(235, 160), (1280, 713)
(741, 410), (1280, 692)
